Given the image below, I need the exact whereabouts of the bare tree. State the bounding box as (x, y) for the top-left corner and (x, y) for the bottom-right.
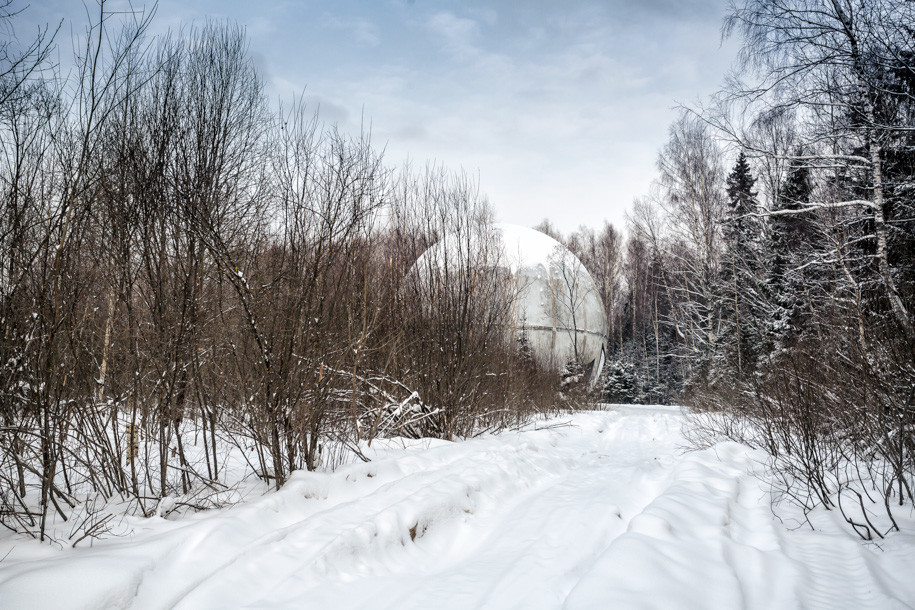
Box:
(0, 3), (573, 541)
(0, 0), (59, 107)
(656, 113), (726, 367)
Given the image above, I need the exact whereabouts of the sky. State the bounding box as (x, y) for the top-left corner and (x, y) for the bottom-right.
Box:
(18, 0), (740, 234)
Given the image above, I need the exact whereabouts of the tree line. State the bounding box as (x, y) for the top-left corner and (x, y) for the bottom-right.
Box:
(536, 0), (914, 540)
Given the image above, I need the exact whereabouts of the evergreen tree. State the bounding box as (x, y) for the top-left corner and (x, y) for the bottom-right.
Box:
(602, 358), (639, 404)
(877, 54), (915, 309)
(767, 150), (815, 347)
(718, 152), (765, 376)
(516, 323), (534, 365)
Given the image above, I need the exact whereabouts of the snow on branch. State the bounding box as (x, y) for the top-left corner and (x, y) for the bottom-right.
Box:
(746, 199), (878, 218)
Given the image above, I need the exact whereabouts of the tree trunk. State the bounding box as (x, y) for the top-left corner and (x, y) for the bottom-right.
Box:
(869, 139), (914, 341)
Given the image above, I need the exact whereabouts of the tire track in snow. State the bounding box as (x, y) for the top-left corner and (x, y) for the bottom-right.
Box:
(121, 440), (532, 607)
(260, 408), (684, 609)
(783, 528), (909, 609)
(4, 406), (913, 609)
(165, 438), (572, 608)
(166, 409), (683, 609)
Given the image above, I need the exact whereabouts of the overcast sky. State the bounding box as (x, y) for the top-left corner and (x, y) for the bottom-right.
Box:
(22, 0), (739, 234)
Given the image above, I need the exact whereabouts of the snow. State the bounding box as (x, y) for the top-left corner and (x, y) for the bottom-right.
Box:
(2, 406), (914, 609)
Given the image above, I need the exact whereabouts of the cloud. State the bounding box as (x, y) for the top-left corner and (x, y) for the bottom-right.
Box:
(351, 19), (381, 46)
(468, 7), (498, 28)
(245, 0), (738, 233)
(270, 84), (352, 125)
(303, 95), (351, 124)
(322, 14), (381, 47)
(426, 12), (483, 60)
(617, 0), (724, 21)
(246, 15), (276, 37)
(391, 123), (429, 142)
(250, 50), (272, 84)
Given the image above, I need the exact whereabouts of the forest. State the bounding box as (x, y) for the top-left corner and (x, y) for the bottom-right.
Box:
(1, 0), (913, 543)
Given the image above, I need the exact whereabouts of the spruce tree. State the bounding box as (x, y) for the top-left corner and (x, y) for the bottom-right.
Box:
(718, 152), (764, 376)
(602, 358), (639, 404)
(767, 150), (815, 347)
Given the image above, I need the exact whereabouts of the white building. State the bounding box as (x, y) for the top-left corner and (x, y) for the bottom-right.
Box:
(413, 223), (607, 385)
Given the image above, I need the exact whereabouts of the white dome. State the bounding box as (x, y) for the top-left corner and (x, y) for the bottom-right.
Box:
(413, 223), (607, 381)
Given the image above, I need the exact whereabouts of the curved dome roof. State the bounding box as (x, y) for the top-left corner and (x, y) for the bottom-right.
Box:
(413, 223), (607, 380)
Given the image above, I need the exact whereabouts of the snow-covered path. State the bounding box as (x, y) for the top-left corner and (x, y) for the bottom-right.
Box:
(2, 406), (914, 609)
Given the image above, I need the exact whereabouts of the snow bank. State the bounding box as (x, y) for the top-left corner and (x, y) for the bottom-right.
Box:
(1, 406), (913, 608)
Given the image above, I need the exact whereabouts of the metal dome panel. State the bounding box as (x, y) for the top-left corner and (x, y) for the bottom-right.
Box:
(412, 223), (608, 381)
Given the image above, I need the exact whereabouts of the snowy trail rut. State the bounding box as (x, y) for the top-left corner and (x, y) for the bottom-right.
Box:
(1, 406), (914, 609)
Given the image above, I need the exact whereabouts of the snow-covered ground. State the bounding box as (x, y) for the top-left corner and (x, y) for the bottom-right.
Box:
(1, 405), (914, 609)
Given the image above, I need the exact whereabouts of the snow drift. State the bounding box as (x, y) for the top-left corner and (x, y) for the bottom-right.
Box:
(1, 406), (913, 608)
